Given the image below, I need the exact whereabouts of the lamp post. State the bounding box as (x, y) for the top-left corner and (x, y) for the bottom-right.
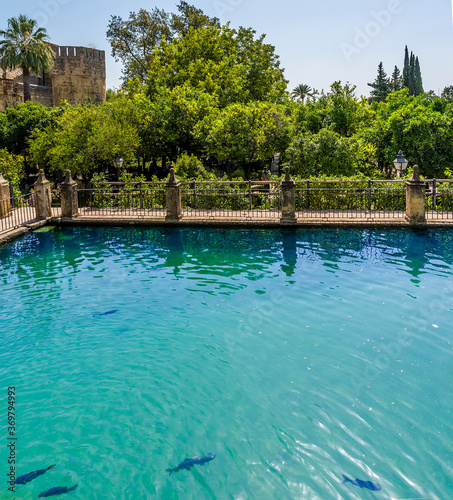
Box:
(113, 152), (124, 180)
(393, 150), (408, 178)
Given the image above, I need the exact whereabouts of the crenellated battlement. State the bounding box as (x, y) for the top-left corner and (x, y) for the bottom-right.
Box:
(0, 42), (106, 111)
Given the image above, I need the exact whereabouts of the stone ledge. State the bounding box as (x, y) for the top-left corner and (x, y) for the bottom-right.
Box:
(0, 219), (51, 247)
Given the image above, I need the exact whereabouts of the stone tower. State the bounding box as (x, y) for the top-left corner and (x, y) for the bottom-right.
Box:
(49, 44), (106, 106)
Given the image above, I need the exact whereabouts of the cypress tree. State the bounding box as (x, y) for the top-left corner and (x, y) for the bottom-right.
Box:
(368, 62), (391, 102)
(403, 46), (410, 88)
(390, 66), (402, 91)
(414, 56), (424, 95)
(408, 52), (416, 95)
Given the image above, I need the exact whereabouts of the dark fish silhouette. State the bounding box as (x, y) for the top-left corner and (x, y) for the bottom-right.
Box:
(92, 309), (119, 317)
(342, 474), (382, 491)
(166, 453), (215, 475)
(15, 465), (56, 485)
(38, 483), (78, 497)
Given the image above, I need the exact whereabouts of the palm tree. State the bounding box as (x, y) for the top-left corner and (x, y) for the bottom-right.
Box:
(291, 83), (317, 103)
(0, 15), (55, 102)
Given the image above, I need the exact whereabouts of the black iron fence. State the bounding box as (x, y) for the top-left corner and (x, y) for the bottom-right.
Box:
(3, 177), (451, 233)
(295, 179), (406, 219)
(425, 179), (453, 219)
(77, 182), (166, 217)
(181, 181), (281, 219)
(0, 192), (36, 234)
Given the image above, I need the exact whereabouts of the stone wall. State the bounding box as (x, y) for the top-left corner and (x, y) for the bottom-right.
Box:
(0, 43), (106, 111)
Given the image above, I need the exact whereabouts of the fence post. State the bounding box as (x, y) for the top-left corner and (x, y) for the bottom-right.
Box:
(405, 165), (426, 224)
(165, 168), (182, 221)
(0, 174), (12, 219)
(60, 170), (79, 218)
(33, 169), (52, 220)
(280, 167), (297, 224)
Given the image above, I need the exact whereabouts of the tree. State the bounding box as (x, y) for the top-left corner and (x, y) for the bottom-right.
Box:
(441, 85), (453, 102)
(368, 62), (390, 102)
(195, 102), (291, 176)
(28, 104), (140, 184)
(106, 2), (219, 84)
(286, 129), (358, 178)
(0, 100), (65, 155)
(291, 84), (316, 103)
(146, 25), (288, 107)
(170, 1), (219, 36)
(107, 8), (171, 84)
(414, 56), (424, 96)
(0, 15), (55, 102)
(0, 148), (23, 191)
(402, 47), (423, 96)
(390, 66), (402, 91)
(403, 46), (410, 89)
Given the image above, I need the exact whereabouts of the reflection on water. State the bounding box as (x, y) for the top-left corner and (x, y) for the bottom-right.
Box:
(2, 226), (452, 281)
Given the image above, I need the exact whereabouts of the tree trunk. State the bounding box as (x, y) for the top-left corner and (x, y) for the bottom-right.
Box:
(22, 66), (31, 102)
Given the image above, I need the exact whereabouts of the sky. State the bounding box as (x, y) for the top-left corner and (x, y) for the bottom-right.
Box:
(2, 0), (453, 97)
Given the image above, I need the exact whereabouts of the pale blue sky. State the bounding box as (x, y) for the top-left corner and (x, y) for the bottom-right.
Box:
(2, 0), (452, 96)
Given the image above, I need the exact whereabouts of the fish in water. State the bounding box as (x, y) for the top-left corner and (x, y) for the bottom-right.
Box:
(15, 465), (56, 485)
(166, 453), (215, 475)
(38, 483), (78, 497)
(92, 309), (119, 317)
(342, 474), (382, 491)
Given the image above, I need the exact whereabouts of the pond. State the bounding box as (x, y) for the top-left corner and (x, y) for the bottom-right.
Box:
(0, 226), (452, 499)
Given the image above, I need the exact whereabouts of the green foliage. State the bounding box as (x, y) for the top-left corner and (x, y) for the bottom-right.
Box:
(292, 82), (372, 138)
(0, 148), (23, 190)
(402, 46), (423, 96)
(174, 153), (209, 180)
(368, 62), (390, 103)
(146, 85), (217, 160)
(106, 2), (219, 84)
(28, 104), (140, 181)
(196, 101), (291, 167)
(360, 90), (453, 177)
(286, 129), (358, 178)
(146, 24), (288, 107)
(291, 84), (317, 103)
(0, 100), (65, 154)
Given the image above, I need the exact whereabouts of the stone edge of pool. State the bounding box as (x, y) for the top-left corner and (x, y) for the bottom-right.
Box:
(2, 216), (453, 248)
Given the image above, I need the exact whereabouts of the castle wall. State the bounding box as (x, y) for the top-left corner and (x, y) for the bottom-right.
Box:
(0, 44), (106, 111)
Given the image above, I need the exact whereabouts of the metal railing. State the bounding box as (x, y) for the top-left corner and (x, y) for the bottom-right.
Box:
(181, 180), (282, 219)
(295, 179), (406, 219)
(0, 193), (37, 234)
(77, 182), (166, 217)
(425, 179), (453, 219)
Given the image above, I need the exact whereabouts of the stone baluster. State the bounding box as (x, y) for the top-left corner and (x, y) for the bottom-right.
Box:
(280, 167), (297, 224)
(0, 173), (12, 219)
(34, 169), (52, 219)
(405, 165), (426, 224)
(165, 168), (182, 221)
(60, 170), (79, 218)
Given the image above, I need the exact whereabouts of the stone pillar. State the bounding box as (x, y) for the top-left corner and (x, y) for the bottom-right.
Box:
(60, 170), (78, 218)
(280, 167), (297, 224)
(34, 169), (52, 219)
(405, 165), (426, 224)
(165, 168), (182, 221)
(0, 173), (12, 219)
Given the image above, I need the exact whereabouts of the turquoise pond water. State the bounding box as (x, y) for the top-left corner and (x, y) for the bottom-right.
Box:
(0, 226), (452, 500)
